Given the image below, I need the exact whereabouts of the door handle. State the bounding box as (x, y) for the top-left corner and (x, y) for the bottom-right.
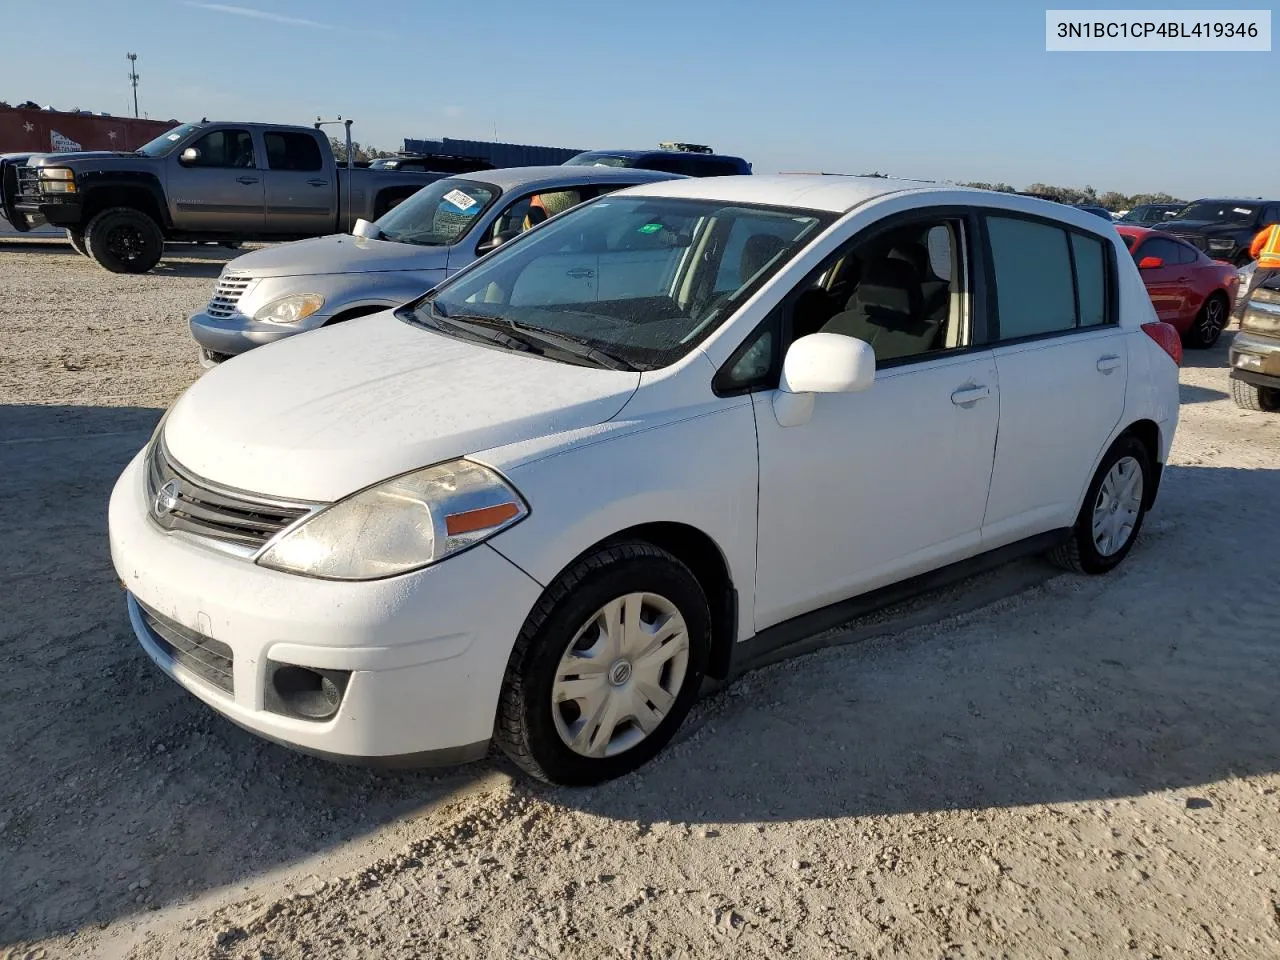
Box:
(1176, 276), (1189, 282)
(565, 267), (595, 279)
(236, 176), (259, 185)
(306, 178), (329, 187)
(1097, 355), (1122, 373)
(950, 384), (990, 406)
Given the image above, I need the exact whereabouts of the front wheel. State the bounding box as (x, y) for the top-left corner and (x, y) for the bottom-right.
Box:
(1184, 293), (1228, 349)
(1231, 377), (1280, 412)
(84, 207), (163, 274)
(495, 542), (711, 785)
(65, 228), (88, 257)
(1048, 435), (1152, 574)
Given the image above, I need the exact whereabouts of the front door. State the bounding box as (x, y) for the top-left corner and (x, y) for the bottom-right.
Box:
(261, 130), (334, 236)
(979, 214), (1128, 547)
(749, 212), (1000, 629)
(1133, 236), (1188, 322)
(168, 127), (264, 233)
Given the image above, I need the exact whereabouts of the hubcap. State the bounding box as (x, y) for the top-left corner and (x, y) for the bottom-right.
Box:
(106, 224), (146, 262)
(1091, 456), (1144, 557)
(551, 592), (690, 759)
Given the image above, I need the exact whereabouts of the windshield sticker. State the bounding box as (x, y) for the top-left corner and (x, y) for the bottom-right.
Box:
(167, 133), (182, 141)
(638, 223), (664, 235)
(442, 189), (479, 213)
(1233, 207), (1254, 215)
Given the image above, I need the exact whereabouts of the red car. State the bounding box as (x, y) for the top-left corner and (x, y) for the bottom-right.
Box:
(1118, 225), (1239, 348)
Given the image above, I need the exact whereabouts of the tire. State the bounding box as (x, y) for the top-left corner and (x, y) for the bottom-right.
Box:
(495, 541), (711, 786)
(1231, 376), (1280, 412)
(84, 207), (163, 274)
(1184, 293), (1228, 349)
(65, 228), (88, 257)
(1048, 435), (1152, 575)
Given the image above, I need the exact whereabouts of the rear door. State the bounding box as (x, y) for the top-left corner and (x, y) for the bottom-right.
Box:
(980, 214), (1128, 548)
(168, 127), (264, 232)
(261, 130), (335, 236)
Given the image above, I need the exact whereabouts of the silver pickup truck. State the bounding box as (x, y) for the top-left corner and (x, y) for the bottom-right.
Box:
(2, 121), (441, 274)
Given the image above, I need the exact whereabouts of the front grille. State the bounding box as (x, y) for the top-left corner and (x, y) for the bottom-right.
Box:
(1169, 233), (1208, 252)
(14, 164), (41, 199)
(147, 440), (318, 554)
(206, 274), (252, 318)
(138, 600), (235, 695)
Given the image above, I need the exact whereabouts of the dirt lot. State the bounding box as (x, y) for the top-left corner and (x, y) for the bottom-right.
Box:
(2, 240), (1279, 960)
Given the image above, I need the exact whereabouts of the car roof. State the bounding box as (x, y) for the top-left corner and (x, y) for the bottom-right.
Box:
(576, 148), (747, 162)
(615, 174), (976, 213)
(446, 165), (684, 190)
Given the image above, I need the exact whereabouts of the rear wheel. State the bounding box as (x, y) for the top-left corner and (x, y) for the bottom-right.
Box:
(1184, 293), (1228, 349)
(65, 228), (88, 257)
(1049, 435), (1151, 575)
(1231, 377), (1280, 412)
(495, 542), (711, 785)
(84, 207), (164, 274)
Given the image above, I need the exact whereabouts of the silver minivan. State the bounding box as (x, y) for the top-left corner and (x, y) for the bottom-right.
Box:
(188, 166), (682, 366)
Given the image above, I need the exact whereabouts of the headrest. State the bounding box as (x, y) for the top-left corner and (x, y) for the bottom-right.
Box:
(888, 242), (929, 279)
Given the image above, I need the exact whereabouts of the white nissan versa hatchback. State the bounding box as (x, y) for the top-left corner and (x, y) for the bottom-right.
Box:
(108, 176), (1181, 785)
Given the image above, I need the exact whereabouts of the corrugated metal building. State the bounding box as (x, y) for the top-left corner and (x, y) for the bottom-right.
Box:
(402, 136), (585, 167)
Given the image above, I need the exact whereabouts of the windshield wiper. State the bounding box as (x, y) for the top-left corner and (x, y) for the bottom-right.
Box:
(441, 313), (637, 371)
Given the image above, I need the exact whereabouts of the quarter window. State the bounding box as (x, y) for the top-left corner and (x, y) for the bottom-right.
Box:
(986, 216), (1113, 340)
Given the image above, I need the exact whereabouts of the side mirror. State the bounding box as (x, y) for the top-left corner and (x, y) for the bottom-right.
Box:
(179, 147), (201, 165)
(773, 333), (875, 427)
(351, 218), (382, 240)
(477, 229), (520, 255)
(1138, 256), (1164, 270)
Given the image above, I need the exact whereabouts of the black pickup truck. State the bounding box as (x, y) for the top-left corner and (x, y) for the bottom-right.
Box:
(0, 121), (441, 273)
(1151, 197), (1280, 267)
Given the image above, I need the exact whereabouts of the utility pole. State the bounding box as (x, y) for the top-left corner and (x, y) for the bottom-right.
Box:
(127, 53), (139, 118)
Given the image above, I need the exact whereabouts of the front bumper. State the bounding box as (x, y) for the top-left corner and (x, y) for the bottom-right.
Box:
(13, 196), (81, 230)
(108, 450), (544, 764)
(1228, 329), (1280, 389)
(189, 309), (329, 366)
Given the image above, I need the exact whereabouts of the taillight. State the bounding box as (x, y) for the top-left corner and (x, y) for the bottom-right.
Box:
(1142, 321), (1182, 367)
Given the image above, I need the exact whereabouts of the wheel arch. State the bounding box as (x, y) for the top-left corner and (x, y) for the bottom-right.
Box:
(80, 173), (170, 230)
(561, 522), (738, 681)
(1115, 418), (1163, 509)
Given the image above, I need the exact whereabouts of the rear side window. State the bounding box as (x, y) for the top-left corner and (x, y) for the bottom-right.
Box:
(264, 132), (323, 171)
(986, 215), (1112, 340)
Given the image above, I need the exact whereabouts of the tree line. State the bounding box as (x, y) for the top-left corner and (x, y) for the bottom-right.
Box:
(957, 181), (1183, 211)
(327, 136), (395, 163)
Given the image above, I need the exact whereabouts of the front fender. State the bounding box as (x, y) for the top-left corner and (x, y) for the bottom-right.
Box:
(478, 400), (760, 641)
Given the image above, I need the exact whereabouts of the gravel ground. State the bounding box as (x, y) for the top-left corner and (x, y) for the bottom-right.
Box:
(2, 240), (1278, 959)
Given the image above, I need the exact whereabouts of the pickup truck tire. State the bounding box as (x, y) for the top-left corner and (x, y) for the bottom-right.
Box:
(1230, 377), (1280, 412)
(84, 207), (164, 274)
(66, 229), (88, 257)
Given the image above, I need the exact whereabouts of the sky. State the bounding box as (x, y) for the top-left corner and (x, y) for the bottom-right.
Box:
(3, 0), (1276, 199)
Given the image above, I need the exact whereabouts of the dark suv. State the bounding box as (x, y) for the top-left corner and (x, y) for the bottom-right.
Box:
(1117, 202), (1183, 225)
(1153, 198), (1280, 266)
(564, 145), (750, 177)
(1230, 270), (1280, 412)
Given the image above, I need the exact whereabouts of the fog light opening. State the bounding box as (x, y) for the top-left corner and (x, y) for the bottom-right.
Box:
(266, 663), (350, 721)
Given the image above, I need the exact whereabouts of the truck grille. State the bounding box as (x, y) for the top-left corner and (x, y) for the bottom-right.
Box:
(1169, 233), (1207, 252)
(138, 600), (235, 695)
(14, 164), (41, 199)
(146, 440), (319, 554)
(206, 274), (252, 318)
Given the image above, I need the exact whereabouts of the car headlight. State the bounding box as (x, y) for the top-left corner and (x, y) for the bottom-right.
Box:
(253, 294), (324, 324)
(257, 459), (528, 580)
(37, 167), (76, 193)
(1207, 238), (1234, 251)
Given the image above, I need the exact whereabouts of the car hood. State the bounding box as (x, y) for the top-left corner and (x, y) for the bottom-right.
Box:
(225, 234), (450, 279)
(1153, 220), (1245, 237)
(27, 151), (144, 167)
(163, 312), (640, 501)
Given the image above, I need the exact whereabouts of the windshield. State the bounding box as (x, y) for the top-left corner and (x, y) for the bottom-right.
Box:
(135, 123), (203, 157)
(1171, 201), (1259, 224)
(409, 195), (831, 370)
(564, 152), (634, 168)
(373, 178), (498, 246)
